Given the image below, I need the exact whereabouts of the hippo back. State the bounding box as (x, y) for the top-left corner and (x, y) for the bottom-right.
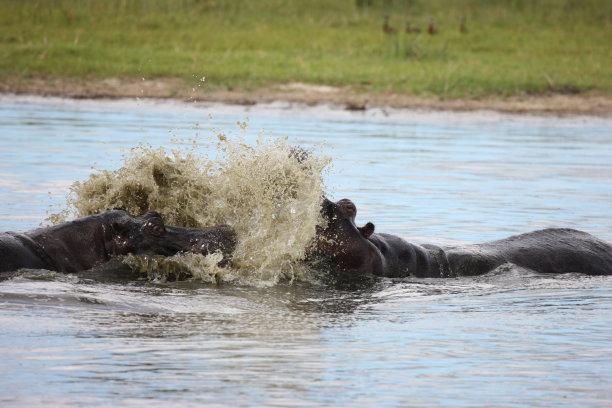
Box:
(446, 228), (612, 276)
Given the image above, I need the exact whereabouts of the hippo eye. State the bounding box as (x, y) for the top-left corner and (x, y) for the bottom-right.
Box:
(144, 220), (165, 236)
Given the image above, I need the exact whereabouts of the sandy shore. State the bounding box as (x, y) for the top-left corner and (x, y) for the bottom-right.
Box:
(2, 76), (611, 116)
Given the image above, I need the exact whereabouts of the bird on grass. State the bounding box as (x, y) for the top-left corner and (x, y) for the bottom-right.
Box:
(382, 15), (397, 34)
(460, 16), (468, 33)
(428, 18), (437, 35)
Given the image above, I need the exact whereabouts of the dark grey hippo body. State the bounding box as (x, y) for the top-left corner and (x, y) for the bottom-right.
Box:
(315, 198), (612, 277)
(369, 228), (612, 277)
(0, 210), (236, 275)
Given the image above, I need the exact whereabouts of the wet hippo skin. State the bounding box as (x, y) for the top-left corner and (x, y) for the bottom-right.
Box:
(316, 198), (612, 277)
(0, 210), (236, 274)
(315, 198), (385, 276)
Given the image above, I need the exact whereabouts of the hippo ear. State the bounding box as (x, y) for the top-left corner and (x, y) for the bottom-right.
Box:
(358, 222), (375, 238)
(142, 211), (163, 220)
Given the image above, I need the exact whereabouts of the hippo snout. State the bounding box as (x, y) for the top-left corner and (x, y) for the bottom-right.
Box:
(338, 199), (356, 217)
(190, 224), (237, 260)
(340, 200), (357, 215)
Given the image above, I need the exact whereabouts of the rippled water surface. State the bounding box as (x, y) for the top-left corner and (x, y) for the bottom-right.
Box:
(1, 96), (611, 407)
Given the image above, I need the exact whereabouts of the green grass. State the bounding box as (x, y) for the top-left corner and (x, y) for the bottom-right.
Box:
(1, 0), (611, 98)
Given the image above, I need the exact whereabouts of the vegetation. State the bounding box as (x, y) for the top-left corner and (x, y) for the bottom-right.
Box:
(1, 0), (611, 98)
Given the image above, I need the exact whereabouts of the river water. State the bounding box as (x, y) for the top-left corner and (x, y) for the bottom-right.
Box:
(1, 95), (611, 407)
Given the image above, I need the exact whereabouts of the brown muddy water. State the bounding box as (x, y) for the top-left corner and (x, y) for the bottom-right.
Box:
(1, 95), (611, 407)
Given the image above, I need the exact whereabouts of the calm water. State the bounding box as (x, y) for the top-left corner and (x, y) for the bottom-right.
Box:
(1, 95), (611, 407)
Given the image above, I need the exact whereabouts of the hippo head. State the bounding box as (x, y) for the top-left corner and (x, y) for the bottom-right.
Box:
(105, 211), (236, 263)
(313, 198), (383, 275)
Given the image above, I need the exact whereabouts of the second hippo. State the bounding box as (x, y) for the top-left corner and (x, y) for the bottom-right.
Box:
(314, 198), (612, 277)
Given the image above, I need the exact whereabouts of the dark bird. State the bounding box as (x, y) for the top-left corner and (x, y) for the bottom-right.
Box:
(460, 16), (468, 33)
(428, 18), (437, 35)
(383, 15), (397, 34)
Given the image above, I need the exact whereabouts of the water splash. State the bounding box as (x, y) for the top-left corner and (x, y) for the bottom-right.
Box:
(51, 128), (332, 286)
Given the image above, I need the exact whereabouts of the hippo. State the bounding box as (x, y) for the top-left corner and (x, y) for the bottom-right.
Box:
(314, 198), (386, 276)
(0, 210), (236, 275)
(314, 198), (612, 277)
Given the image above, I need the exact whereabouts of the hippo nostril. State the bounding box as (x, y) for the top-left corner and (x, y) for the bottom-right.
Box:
(340, 201), (356, 214)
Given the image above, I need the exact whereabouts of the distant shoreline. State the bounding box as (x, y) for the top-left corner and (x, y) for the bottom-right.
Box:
(2, 77), (612, 117)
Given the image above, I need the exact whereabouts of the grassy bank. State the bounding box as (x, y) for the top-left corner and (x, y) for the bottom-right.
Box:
(1, 0), (611, 99)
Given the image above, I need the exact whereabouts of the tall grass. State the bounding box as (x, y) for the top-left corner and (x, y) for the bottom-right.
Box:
(1, 0), (611, 97)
